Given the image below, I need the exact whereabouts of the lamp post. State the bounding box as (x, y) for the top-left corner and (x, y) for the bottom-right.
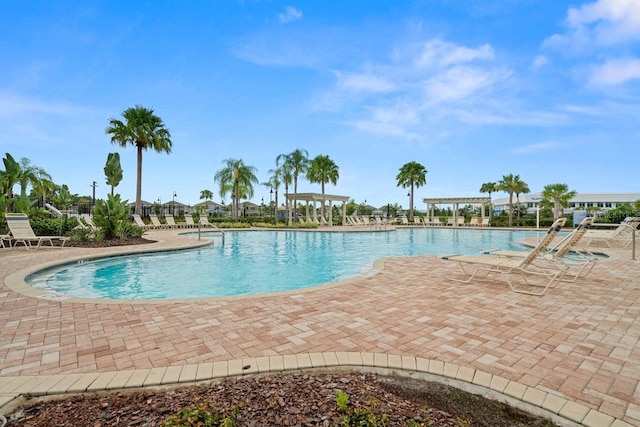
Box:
(172, 191), (177, 215)
(261, 197), (264, 218)
(270, 188), (274, 224)
(90, 181), (98, 215)
(407, 191), (411, 219)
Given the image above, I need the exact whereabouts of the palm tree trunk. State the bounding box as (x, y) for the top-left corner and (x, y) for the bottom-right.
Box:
(409, 183), (414, 220)
(136, 145), (143, 215)
(508, 193), (514, 226)
(321, 181), (325, 219)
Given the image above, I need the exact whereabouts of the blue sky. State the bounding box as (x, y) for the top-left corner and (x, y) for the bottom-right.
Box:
(1, 0), (639, 209)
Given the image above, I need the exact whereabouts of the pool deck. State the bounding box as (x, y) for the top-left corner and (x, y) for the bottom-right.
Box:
(1, 227), (639, 426)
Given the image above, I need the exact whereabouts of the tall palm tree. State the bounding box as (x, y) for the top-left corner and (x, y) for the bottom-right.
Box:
(30, 178), (57, 206)
(1, 153), (21, 212)
(396, 161), (427, 221)
(106, 105), (172, 215)
(277, 161), (293, 224)
(307, 155), (339, 219)
(263, 167), (282, 222)
(18, 157), (51, 200)
(214, 158), (258, 219)
(513, 178), (530, 224)
(479, 182), (496, 220)
(276, 149), (309, 225)
(200, 189), (213, 201)
(542, 183), (577, 220)
(496, 173), (520, 227)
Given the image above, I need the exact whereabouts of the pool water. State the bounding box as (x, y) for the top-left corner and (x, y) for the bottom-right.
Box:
(28, 228), (546, 300)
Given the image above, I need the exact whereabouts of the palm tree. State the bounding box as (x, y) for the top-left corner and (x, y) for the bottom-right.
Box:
(214, 158), (258, 219)
(396, 161), (428, 221)
(496, 173), (520, 227)
(1, 153), (21, 212)
(200, 189), (213, 201)
(263, 167), (282, 223)
(307, 155), (339, 220)
(276, 150), (309, 225)
(18, 157), (51, 200)
(513, 178), (530, 224)
(30, 178), (57, 206)
(104, 153), (123, 196)
(542, 183), (577, 220)
(106, 105), (172, 215)
(479, 182), (496, 220)
(276, 161), (293, 224)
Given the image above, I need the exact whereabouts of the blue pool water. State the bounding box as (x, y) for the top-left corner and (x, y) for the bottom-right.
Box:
(28, 228), (546, 300)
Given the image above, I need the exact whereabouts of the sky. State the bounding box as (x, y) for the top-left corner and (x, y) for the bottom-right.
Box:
(1, 0), (639, 209)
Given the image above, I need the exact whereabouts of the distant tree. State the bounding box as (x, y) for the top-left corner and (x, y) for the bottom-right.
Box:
(1, 153), (21, 212)
(104, 152), (123, 196)
(30, 178), (57, 206)
(263, 167), (282, 222)
(396, 161), (427, 221)
(18, 157), (51, 200)
(106, 105), (172, 215)
(199, 189), (213, 201)
(214, 158), (258, 219)
(496, 173), (521, 226)
(541, 183), (576, 220)
(479, 182), (497, 219)
(513, 178), (530, 224)
(307, 155), (339, 219)
(276, 151), (304, 225)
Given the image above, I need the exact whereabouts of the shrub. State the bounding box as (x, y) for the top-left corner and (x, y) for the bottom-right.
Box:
(161, 405), (238, 427)
(29, 216), (78, 236)
(93, 194), (129, 239)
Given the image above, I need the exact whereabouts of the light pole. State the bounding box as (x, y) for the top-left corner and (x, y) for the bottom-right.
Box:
(261, 197), (264, 218)
(90, 181), (98, 214)
(270, 188), (274, 224)
(172, 191), (177, 215)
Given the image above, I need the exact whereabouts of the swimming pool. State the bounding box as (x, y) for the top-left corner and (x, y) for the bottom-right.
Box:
(28, 228), (546, 300)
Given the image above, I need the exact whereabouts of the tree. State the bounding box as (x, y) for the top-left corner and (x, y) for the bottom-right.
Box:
(307, 155), (339, 220)
(214, 158), (259, 219)
(541, 183), (576, 220)
(30, 178), (57, 206)
(513, 178), (530, 224)
(496, 173), (522, 227)
(104, 153), (123, 196)
(277, 149), (309, 225)
(396, 161), (427, 221)
(200, 189), (213, 201)
(263, 167), (282, 223)
(106, 105), (172, 215)
(18, 157), (51, 201)
(479, 182), (497, 219)
(1, 153), (21, 212)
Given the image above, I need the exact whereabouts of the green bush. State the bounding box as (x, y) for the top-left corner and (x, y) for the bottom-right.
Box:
(29, 216), (78, 236)
(93, 194), (129, 239)
(161, 405), (238, 427)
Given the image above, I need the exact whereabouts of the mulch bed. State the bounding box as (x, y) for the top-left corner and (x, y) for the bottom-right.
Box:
(64, 237), (156, 248)
(4, 372), (559, 426)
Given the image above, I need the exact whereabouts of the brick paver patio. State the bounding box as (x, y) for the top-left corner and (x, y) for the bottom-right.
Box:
(0, 228), (638, 426)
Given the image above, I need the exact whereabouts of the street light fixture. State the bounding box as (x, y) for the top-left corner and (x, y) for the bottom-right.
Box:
(172, 191), (177, 215)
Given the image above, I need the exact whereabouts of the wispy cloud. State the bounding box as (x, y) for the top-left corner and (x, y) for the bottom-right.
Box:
(588, 57), (640, 86)
(512, 141), (563, 154)
(335, 72), (395, 93)
(278, 6), (302, 24)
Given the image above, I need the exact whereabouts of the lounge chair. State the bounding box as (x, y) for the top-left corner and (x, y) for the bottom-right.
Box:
(401, 215), (409, 226)
(468, 218), (479, 227)
(414, 217), (424, 226)
(441, 218), (567, 295)
(165, 214), (185, 229)
(485, 217), (597, 282)
(184, 213), (197, 228)
(320, 217), (329, 226)
(199, 216), (216, 228)
(149, 214), (168, 229)
(132, 214), (151, 229)
(456, 217), (465, 226)
(446, 217), (455, 226)
(584, 217), (639, 248)
(1, 233), (11, 248)
(429, 217), (441, 226)
(479, 218), (491, 227)
(5, 213), (68, 250)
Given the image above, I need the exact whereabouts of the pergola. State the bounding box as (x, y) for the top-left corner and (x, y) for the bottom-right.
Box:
(422, 197), (491, 223)
(284, 192), (350, 226)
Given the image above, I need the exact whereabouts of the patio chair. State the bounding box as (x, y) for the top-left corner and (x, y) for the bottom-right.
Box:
(485, 217), (597, 282)
(429, 217), (441, 226)
(149, 214), (168, 229)
(165, 214), (184, 229)
(132, 214), (151, 229)
(5, 213), (68, 250)
(440, 218), (567, 296)
(446, 217), (455, 226)
(414, 217), (424, 226)
(1, 233), (11, 248)
(199, 216), (216, 228)
(184, 213), (197, 228)
(456, 217), (465, 226)
(401, 215), (409, 225)
(584, 217), (640, 248)
(468, 218), (479, 227)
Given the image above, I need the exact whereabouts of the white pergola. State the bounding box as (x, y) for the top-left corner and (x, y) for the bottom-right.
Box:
(422, 197), (491, 223)
(285, 192), (350, 226)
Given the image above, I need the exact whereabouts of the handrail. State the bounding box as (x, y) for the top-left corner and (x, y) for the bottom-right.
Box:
(592, 222), (636, 261)
(197, 222), (225, 245)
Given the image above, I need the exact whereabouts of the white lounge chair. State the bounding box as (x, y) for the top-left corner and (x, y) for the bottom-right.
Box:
(132, 214), (151, 229)
(441, 218), (567, 296)
(584, 217), (639, 248)
(5, 213), (68, 250)
(149, 214), (168, 229)
(184, 213), (197, 228)
(468, 218), (479, 227)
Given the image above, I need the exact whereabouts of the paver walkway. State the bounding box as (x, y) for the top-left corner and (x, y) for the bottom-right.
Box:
(0, 228), (639, 426)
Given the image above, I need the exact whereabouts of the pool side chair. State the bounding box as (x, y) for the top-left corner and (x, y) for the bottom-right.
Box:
(320, 216), (329, 226)
(486, 217), (597, 283)
(456, 217), (465, 227)
(1, 233), (11, 248)
(165, 214), (185, 229)
(184, 213), (197, 228)
(132, 214), (151, 229)
(5, 213), (68, 250)
(429, 217), (441, 226)
(149, 214), (168, 229)
(468, 218), (479, 227)
(414, 217), (424, 227)
(199, 217), (216, 228)
(401, 215), (409, 226)
(440, 217), (567, 296)
(584, 218), (640, 248)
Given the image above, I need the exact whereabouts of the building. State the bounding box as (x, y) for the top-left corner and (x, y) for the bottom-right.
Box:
(492, 193), (640, 215)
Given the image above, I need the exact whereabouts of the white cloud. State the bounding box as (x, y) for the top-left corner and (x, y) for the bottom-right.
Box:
(278, 6), (302, 24)
(545, 0), (640, 50)
(416, 39), (494, 68)
(335, 72), (395, 93)
(588, 57), (640, 86)
(531, 55), (549, 70)
(512, 141), (563, 154)
(423, 66), (506, 103)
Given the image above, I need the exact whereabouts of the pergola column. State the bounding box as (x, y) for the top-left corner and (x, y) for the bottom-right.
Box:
(328, 200), (333, 226)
